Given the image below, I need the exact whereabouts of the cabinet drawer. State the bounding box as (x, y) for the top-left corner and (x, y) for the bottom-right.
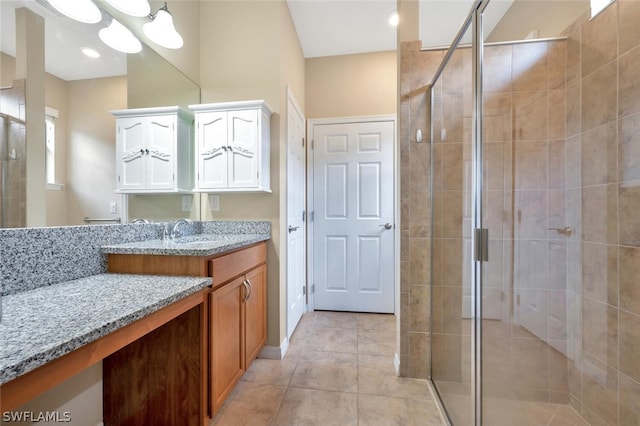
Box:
(209, 243), (266, 287)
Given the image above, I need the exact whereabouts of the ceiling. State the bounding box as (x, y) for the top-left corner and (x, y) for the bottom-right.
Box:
(0, 0), (127, 81)
(0, 0), (480, 82)
(287, 0), (399, 58)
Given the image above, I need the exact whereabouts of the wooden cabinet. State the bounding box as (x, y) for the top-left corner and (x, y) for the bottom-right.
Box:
(112, 106), (194, 193)
(244, 265), (267, 366)
(106, 241), (268, 419)
(209, 276), (244, 413)
(189, 101), (272, 193)
(209, 244), (267, 414)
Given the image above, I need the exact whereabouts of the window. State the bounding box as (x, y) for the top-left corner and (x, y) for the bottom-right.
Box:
(591, 0), (614, 18)
(45, 107), (59, 187)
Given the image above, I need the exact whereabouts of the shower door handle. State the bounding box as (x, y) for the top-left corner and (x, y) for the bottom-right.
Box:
(548, 227), (573, 236)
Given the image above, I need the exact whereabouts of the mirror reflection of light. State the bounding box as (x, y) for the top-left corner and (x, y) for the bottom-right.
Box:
(81, 47), (100, 58)
(99, 19), (142, 54)
(47, 0), (102, 24)
(388, 11), (399, 27)
(104, 0), (151, 18)
(591, 0), (614, 18)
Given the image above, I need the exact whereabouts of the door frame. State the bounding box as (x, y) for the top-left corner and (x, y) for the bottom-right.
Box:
(306, 115), (399, 313)
(285, 86), (307, 339)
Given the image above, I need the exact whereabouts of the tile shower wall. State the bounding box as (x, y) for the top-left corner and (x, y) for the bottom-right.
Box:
(564, 2), (640, 424)
(0, 80), (26, 228)
(399, 41), (444, 378)
(400, 1), (640, 424)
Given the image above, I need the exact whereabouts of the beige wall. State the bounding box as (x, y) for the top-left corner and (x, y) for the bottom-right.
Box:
(66, 76), (126, 226)
(198, 0), (305, 349)
(487, 0), (589, 42)
(305, 51), (397, 119)
(44, 72), (69, 226)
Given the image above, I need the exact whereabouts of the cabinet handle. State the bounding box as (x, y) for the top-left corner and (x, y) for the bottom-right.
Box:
(245, 278), (252, 301)
(145, 149), (149, 155)
(227, 146), (233, 152)
(222, 146), (228, 151)
(241, 280), (250, 303)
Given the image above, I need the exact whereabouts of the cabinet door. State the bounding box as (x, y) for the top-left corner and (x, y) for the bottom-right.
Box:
(227, 109), (259, 188)
(146, 115), (176, 190)
(244, 265), (266, 366)
(197, 111), (228, 189)
(116, 117), (146, 190)
(210, 276), (244, 414)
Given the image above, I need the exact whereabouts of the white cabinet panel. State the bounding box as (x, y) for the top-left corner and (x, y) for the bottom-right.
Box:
(190, 101), (272, 193)
(112, 107), (193, 194)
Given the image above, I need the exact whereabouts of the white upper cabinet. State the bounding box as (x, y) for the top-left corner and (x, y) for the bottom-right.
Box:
(189, 100), (273, 193)
(112, 106), (194, 193)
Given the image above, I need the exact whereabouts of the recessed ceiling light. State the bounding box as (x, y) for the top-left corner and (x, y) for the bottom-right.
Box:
(47, 0), (102, 24)
(81, 47), (101, 58)
(388, 11), (399, 27)
(103, 0), (151, 18)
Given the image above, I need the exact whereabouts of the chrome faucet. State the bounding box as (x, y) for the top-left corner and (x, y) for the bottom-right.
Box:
(131, 218), (149, 224)
(170, 218), (192, 240)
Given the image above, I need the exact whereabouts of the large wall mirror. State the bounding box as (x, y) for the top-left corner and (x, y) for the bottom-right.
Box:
(0, 0), (200, 229)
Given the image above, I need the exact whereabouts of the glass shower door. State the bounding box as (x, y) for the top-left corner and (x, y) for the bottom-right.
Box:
(478, 1), (590, 424)
(430, 19), (475, 425)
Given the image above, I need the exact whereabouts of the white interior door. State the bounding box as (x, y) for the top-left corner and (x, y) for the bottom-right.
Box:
(312, 119), (395, 313)
(286, 89), (306, 338)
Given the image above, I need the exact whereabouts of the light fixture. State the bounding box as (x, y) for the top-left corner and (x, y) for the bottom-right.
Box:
(47, 0), (102, 24)
(143, 2), (183, 49)
(103, 0), (151, 18)
(81, 47), (101, 58)
(388, 11), (399, 27)
(99, 18), (142, 54)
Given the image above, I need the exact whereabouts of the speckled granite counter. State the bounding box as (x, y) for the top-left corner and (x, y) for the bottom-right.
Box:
(101, 233), (269, 256)
(0, 273), (211, 385)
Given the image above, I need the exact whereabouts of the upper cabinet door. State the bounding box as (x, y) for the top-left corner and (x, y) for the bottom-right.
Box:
(146, 115), (176, 190)
(117, 117), (146, 190)
(197, 111), (228, 189)
(228, 109), (258, 188)
(190, 101), (272, 193)
(113, 107), (193, 193)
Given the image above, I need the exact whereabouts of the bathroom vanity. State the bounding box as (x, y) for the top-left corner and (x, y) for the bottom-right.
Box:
(103, 233), (269, 417)
(0, 221), (270, 426)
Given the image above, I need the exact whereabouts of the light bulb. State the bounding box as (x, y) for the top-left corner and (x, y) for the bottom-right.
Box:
(99, 19), (142, 54)
(47, 0), (101, 24)
(143, 7), (183, 49)
(103, 0), (151, 18)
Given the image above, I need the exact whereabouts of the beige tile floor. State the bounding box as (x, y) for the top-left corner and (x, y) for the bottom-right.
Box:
(211, 311), (447, 426)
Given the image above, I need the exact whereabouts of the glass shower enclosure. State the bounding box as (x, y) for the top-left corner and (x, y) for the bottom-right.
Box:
(429, 0), (640, 424)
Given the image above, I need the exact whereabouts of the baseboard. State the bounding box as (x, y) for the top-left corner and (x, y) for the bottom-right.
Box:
(259, 337), (289, 360)
(394, 352), (400, 376)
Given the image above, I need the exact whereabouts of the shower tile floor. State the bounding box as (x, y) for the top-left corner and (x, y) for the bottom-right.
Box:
(211, 311), (446, 425)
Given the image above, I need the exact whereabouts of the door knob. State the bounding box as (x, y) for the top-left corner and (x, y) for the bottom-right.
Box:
(380, 223), (393, 230)
(288, 225), (300, 233)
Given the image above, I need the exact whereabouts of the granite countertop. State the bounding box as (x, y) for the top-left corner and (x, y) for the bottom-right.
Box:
(101, 233), (270, 256)
(0, 273), (211, 385)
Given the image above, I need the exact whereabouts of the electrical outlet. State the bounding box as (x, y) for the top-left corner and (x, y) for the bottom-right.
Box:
(181, 195), (193, 212)
(109, 202), (117, 214)
(209, 195), (220, 211)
